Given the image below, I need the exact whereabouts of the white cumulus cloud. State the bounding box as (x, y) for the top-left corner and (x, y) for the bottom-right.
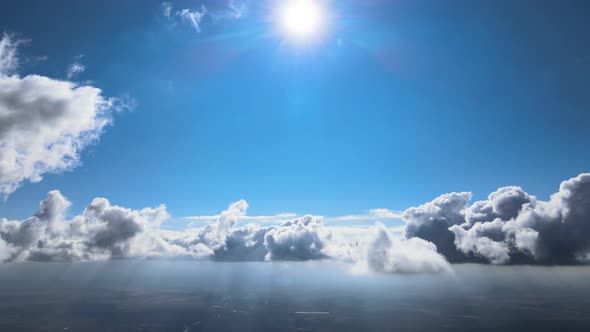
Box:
(356, 222), (452, 274)
(0, 192), (449, 274)
(403, 173), (590, 265)
(0, 34), (127, 197)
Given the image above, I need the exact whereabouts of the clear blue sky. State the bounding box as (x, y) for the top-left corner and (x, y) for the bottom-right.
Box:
(1, 0), (589, 220)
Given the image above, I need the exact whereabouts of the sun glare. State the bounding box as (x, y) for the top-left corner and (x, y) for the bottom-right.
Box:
(278, 0), (325, 41)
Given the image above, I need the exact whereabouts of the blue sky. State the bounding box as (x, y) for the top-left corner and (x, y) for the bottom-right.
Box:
(1, 0), (589, 223)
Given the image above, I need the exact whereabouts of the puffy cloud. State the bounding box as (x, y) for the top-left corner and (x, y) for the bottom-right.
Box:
(465, 186), (535, 225)
(0, 191), (180, 262)
(217, 199), (248, 238)
(179, 210), (336, 262)
(404, 173), (590, 265)
(402, 192), (473, 263)
(505, 173), (590, 263)
(0, 194), (343, 264)
(169, 199), (250, 257)
(2, 173), (589, 269)
(212, 223), (270, 261)
(0, 34), (127, 197)
(0, 237), (14, 261)
(356, 222), (452, 274)
(0, 192), (440, 273)
(449, 220), (510, 264)
(263, 216), (330, 261)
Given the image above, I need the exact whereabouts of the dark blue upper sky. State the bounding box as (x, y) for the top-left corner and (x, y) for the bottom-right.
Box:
(1, 0), (589, 220)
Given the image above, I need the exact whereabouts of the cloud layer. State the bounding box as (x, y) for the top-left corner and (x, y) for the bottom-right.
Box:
(2, 172), (589, 273)
(0, 193), (339, 263)
(0, 34), (123, 197)
(0, 190), (449, 274)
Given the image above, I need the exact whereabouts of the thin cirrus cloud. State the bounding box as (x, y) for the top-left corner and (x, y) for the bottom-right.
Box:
(185, 213), (298, 225)
(0, 33), (130, 198)
(323, 208), (402, 222)
(161, 2), (172, 18)
(162, 1), (245, 32)
(184, 208), (401, 225)
(176, 7), (208, 32)
(0, 33), (24, 75)
(66, 55), (86, 79)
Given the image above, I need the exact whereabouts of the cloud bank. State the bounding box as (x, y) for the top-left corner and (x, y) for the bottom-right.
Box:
(0, 34), (125, 197)
(2, 172), (589, 272)
(0, 190), (450, 274)
(404, 173), (590, 265)
(0, 193), (337, 263)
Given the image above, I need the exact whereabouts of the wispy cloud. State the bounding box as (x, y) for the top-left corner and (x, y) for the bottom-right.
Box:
(66, 55), (85, 79)
(161, 2), (172, 18)
(185, 212), (297, 225)
(324, 208), (402, 222)
(226, 0), (245, 19)
(210, 0), (245, 21)
(0, 32), (26, 75)
(330, 225), (405, 242)
(162, 1), (245, 33)
(176, 6), (208, 32)
(184, 208), (402, 226)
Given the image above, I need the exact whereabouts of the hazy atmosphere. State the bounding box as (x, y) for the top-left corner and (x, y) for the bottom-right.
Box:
(1, 0), (590, 331)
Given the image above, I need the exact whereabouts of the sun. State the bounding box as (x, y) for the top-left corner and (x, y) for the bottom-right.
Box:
(278, 0), (325, 41)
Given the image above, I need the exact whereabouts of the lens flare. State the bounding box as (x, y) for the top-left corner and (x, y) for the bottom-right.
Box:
(278, 0), (325, 40)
